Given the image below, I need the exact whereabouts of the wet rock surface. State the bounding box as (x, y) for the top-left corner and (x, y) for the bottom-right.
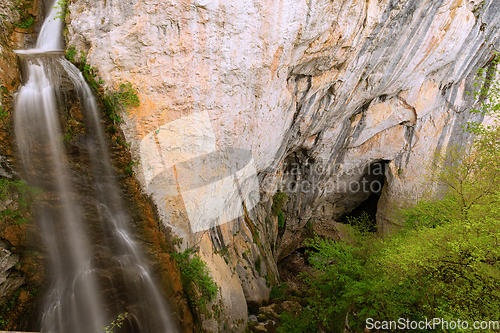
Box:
(0, 0), (48, 330)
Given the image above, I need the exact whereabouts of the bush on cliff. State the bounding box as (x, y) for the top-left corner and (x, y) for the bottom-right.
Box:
(171, 248), (219, 316)
(299, 133), (500, 332)
(292, 58), (500, 332)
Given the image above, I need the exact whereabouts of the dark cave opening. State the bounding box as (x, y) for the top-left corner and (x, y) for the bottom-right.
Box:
(340, 160), (389, 232)
(277, 161), (390, 291)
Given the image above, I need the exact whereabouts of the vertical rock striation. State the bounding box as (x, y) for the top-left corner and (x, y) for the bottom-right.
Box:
(66, 0), (500, 331)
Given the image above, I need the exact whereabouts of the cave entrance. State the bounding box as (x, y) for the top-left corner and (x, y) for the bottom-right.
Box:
(340, 160), (389, 232)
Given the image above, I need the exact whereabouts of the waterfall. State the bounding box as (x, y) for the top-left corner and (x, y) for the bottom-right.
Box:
(14, 1), (179, 332)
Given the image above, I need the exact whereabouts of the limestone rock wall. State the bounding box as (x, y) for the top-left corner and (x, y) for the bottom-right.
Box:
(66, 0), (500, 331)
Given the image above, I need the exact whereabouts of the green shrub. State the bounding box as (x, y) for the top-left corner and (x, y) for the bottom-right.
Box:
(346, 211), (375, 233)
(0, 106), (8, 119)
(171, 249), (219, 314)
(272, 190), (288, 214)
(103, 83), (140, 124)
(273, 191), (288, 230)
(10, 0), (35, 29)
(65, 46), (77, 63)
(67, 49), (140, 127)
(277, 211), (285, 228)
(277, 310), (315, 333)
(301, 232), (371, 331)
(296, 133), (500, 332)
(53, 0), (70, 21)
(124, 160), (139, 177)
(0, 178), (39, 225)
(269, 283), (288, 300)
(276, 51), (500, 333)
(114, 82), (140, 108)
(14, 16), (34, 29)
(254, 255), (262, 275)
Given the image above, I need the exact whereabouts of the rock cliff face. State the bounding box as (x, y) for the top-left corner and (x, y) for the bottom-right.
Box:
(66, 0), (500, 331)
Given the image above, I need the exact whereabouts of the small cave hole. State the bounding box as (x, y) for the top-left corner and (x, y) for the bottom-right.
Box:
(340, 160), (389, 232)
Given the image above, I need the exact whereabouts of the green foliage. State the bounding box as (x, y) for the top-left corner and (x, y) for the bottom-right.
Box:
(269, 283), (288, 300)
(66, 50), (101, 92)
(472, 0), (486, 18)
(277, 310), (315, 333)
(0, 316), (9, 329)
(76, 51), (103, 91)
(104, 82), (140, 122)
(273, 190), (288, 230)
(103, 312), (128, 333)
(0, 86), (9, 120)
(124, 160), (139, 177)
(171, 248), (219, 314)
(295, 59), (500, 331)
(214, 246), (228, 257)
(272, 190), (288, 214)
(301, 232), (372, 331)
(0, 106), (8, 119)
(116, 82), (140, 108)
(466, 52), (500, 136)
(67, 49), (140, 128)
(297, 65), (500, 330)
(14, 15), (34, 29)
(346, 211), (376, 233)
(254, 255), (262, 275)
(9, 0), (35, 29)
(115, 136), (130, 148)
(53, 0), (70, 21)
(371, 205), (500, 324)
(214, 246), (229, 264)
(277, 211), (284, 228)
(65, 46), (77, 63)
(301, 194), (500, 332)
(171, 237), (183, 247)
(103, 83), (140, 125)
(65, 48), (143, 185)
(264, 273), (272, 288)
(0, 287), (35, 329)
(0, 178), (39, 225)
(62, 131), (73, 144)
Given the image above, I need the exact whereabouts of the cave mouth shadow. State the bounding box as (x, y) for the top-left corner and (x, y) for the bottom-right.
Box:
(340, 160), (389, 232)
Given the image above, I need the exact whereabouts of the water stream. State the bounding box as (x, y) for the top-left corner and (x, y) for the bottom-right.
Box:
(14, 1), (179, 332)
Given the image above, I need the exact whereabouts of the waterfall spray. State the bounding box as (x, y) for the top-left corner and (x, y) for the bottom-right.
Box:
(14, 1), (179, 332)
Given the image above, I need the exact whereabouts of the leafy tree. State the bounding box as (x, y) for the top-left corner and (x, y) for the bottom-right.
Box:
(296, 54), (500, 332)
(301, 218), (377, 332)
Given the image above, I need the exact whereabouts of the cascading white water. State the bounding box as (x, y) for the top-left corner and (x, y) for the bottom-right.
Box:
(15, 59), (106, 333)
(59, 57), (179, 333)
(15, 1), (63, 55)
(36, 0), (63, 51)
(14, 1), (179, 332)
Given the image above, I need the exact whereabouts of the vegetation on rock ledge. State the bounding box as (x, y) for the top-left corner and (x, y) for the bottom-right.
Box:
(171, 248), (219, 317)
